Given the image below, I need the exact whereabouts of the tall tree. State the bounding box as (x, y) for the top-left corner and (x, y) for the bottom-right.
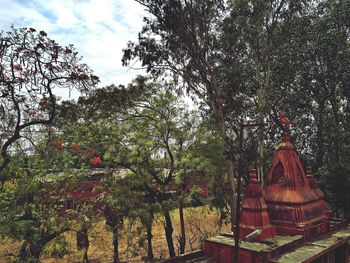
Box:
(273, 0), (350, 217)
(115, 87), (195, 257)
(0, 27), (99, 181)
(123, 0), (241, 231)
(53, 79), (202, 258)
(228, 0), (310, 180)
(102, 173), (147, 263)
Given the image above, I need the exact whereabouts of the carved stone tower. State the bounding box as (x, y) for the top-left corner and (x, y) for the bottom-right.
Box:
(263, 132), (329, 238)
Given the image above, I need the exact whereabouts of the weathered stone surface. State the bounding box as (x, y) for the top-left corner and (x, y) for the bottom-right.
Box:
(240, 169), (276, 241)
(264, 133), (328, 238)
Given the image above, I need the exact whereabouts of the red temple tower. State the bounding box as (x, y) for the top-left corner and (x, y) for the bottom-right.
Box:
(240, 169), (276, 241)
(263, 132), (329, 238)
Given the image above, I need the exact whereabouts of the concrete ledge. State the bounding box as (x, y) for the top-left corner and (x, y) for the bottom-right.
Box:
(160, 250), (207, 263)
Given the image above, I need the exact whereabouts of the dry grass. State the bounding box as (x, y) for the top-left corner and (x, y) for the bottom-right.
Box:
(0, 206), (230, 262)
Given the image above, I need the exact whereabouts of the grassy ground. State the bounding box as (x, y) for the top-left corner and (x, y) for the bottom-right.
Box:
(0, 206), (230, 262)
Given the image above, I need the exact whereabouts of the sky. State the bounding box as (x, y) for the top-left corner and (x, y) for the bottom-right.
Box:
(0, 0), (148, 99)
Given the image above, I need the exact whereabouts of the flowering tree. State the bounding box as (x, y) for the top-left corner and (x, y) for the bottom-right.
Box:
(0, 27), (99, 180)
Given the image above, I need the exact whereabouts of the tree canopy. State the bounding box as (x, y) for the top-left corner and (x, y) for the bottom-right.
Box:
(0, 27), (99, 180)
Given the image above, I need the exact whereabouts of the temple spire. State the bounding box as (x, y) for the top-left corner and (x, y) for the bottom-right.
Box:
(264, 132), (329, 238)
(240, 169), (276, 241)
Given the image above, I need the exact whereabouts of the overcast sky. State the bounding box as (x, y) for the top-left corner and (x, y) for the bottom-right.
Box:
(0, 0), (147, 98)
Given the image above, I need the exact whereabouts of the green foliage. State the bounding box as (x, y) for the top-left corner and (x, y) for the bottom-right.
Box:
(184, 188), (204, 207)
(0, 161), (71, 261)
(50, 78), (222, 258)
(318, 161), (350, 218)
(43, 237), (70, 259)
(126, 0), (350, 219)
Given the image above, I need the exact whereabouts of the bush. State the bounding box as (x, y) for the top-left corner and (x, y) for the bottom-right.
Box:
(44, 237), (70, 259)
(185, 188), (204, 207)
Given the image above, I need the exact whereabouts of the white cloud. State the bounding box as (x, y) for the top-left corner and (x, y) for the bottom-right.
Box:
(0, 0), (148, 99)
(0, 0), (55, 30)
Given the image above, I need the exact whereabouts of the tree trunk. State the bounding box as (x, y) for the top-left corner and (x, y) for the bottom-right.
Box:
(146, 219), (155, 262)
(19, 232), (63, 263)
(330, 96), (341, 162)
(77, 225), (89, 263)
(257, 106), (266, 183)
(257, 131), (265, 183)
(255, 35), (266, 184)
(257, 47), (271, 183)
(140, 207), (155, 262)
(163, 210), (176, 257)
(112, 227), (120, 263)
(178, 197), (186, 254)
(19, 241), (43, 263)
(315, 103), (325, 170)
(215, 103), (237, 233)
(227, 160), (236, 233)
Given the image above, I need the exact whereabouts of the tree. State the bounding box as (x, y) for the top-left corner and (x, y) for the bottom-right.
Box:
(265, 0), (350, 168)
(102, 172), (154, 263)
(122, 0), (241, 231)
(0, 26), (99, 181)
(173, 118), (225, 254)
(0, 155), (71, 262)
(75, 78), (218, 258)
(295, 0), (350, 217)
(50, 79), (182, 257)
(116, 87), (194, 257)
(227, 0), (310, 180)
(73, 205), (94, 263)
(239, 0), (350, 218)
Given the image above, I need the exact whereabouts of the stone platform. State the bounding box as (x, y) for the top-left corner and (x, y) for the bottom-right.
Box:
(204, 225), (350, 263)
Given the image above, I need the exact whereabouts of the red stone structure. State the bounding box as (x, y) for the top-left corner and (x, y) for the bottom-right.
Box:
(43, 169), (209, 214)
(240, 169), (276, 241)
(203, 131), (350, 263)
(264, 132), (328, 238)
(42, 170), (105, 214)
(306, 166), (330, 218)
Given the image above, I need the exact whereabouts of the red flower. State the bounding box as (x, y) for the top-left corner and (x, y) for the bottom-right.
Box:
(54, 139), (62, 149)
(73, 143), (80, 152)
(82, 149), (96, 159)
(28, 109), (37, 117)
(29, 28), (36, 32)
(92, 156), (102, 166)
(82, 152), (90, 159)
(38, 98), (48, 108)
(13, 64), (23, 71)
(278, 112), (292, 125)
